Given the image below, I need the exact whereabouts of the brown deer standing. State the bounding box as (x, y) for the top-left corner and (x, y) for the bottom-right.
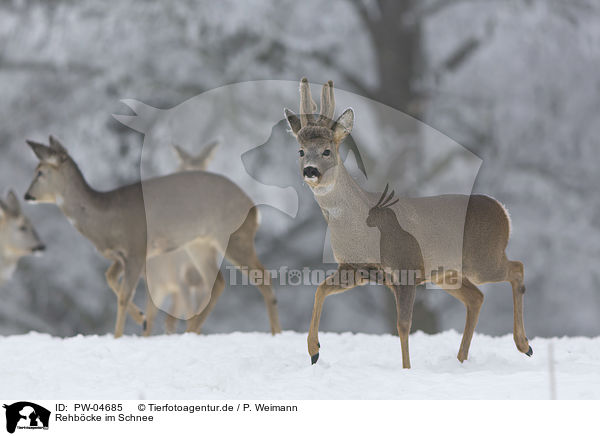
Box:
(24, 136), (281, 337)
(285, 78), (531, 368)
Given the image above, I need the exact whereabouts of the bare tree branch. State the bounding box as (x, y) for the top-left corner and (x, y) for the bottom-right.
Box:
(442, 37), (481, 72)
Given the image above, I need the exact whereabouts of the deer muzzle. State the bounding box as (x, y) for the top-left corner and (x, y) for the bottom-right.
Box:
(303, 166), (321, 180)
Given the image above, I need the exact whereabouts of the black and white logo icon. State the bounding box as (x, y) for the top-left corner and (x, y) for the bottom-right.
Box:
(3, 402), (50, 434)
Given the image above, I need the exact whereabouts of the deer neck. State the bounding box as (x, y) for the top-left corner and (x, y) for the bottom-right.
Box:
(311, 161), (381, 264)
(312, 161), (370, 219)
(0, 230), (17, 281)
(57, 164), (108, 244)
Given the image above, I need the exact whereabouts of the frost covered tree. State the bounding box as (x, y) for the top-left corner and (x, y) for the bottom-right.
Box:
(0, 0), (597, 337)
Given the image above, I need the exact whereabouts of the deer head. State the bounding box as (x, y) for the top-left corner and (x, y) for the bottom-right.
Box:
(24, 136), (79, 204)
(0, 190), (45, 256)
(366, 184), (399, 228)
(284, 78), (354, 195)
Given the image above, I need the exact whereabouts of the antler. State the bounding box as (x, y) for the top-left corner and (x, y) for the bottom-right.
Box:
(299, 78), (314, 127)
(317, 80), (335, 127)
(299, 78), (336, 129)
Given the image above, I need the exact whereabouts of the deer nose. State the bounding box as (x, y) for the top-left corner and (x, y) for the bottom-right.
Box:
(33, 244), (45, 252)
(303, 166), (320, 179)
(24, 193), (35, 201)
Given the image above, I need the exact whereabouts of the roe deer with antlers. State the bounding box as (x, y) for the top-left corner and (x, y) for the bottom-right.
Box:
(144, 140), (223, 335)
(285, 78), (530, 368)
(24, 136), (281, 337)
(0, 190), (45, 286)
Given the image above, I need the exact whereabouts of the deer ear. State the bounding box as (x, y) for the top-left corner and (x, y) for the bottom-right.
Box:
(5, 190), (21, 216)
(49, 135), (68, 156)
(333, 108), (354, 144)
(26, 140), (57, 162)
(284, 108), (301, 136)
(194, 140), (220, 170)
(171, 144), (191, 164)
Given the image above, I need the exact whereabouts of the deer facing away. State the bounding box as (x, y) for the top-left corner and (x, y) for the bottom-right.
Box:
(0, 191), (45, 286)
(144, 140), (223, 335)
(24, 136), (281, 337)
(285, 78), (531, 368)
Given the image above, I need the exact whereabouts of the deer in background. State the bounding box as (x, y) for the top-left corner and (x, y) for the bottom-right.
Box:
(24, 136), (281, 337)
(144, 140), (223, 335)
(285, 78), (531, 368)
(0, 190), (45, 286)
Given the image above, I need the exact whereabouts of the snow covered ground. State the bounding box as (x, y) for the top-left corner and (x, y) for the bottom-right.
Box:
(1, 331), (598, 400)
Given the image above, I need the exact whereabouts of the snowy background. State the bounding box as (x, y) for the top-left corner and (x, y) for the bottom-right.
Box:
(0, 0), (599, 340)
(2, 332), (598, 399)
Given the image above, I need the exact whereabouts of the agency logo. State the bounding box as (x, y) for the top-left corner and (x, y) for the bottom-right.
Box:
(3, 402), (50, 434)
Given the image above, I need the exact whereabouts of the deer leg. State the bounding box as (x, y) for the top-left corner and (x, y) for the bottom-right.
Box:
(114, 259), (144, 338)
(165, 314), (178, 334)
(225, 239), (281, 335)
(143, 278), (172, 336)
(106, 261), (145, 326)
(440, 279), (484, 362)
(183, 246), (224, 333)
(187, 270), (225, 334)
(507, 260), (532, 356)
(389, 284), (416, 369)
(244, 259), (280, 335)
(308, 267), (363, 365)
(143, 291), (159, 337)
(126, 303), (145, 326)
(165, 293), (180, 334)
(105, 261), (121, 290)
(223, 207), (281, 335)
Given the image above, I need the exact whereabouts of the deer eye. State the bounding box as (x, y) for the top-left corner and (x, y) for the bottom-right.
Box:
(299, 150), (305, 157)
(323, 149), (331, 157)
(19, 225), (27, 231)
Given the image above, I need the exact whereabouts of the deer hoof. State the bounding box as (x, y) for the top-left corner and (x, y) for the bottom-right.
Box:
(142, 320), (147, 332)
(525, 346), (533, 357)
(311, 353), (319, 365)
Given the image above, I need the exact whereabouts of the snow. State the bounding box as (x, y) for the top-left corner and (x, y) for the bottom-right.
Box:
(1, 330), (598, 400)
